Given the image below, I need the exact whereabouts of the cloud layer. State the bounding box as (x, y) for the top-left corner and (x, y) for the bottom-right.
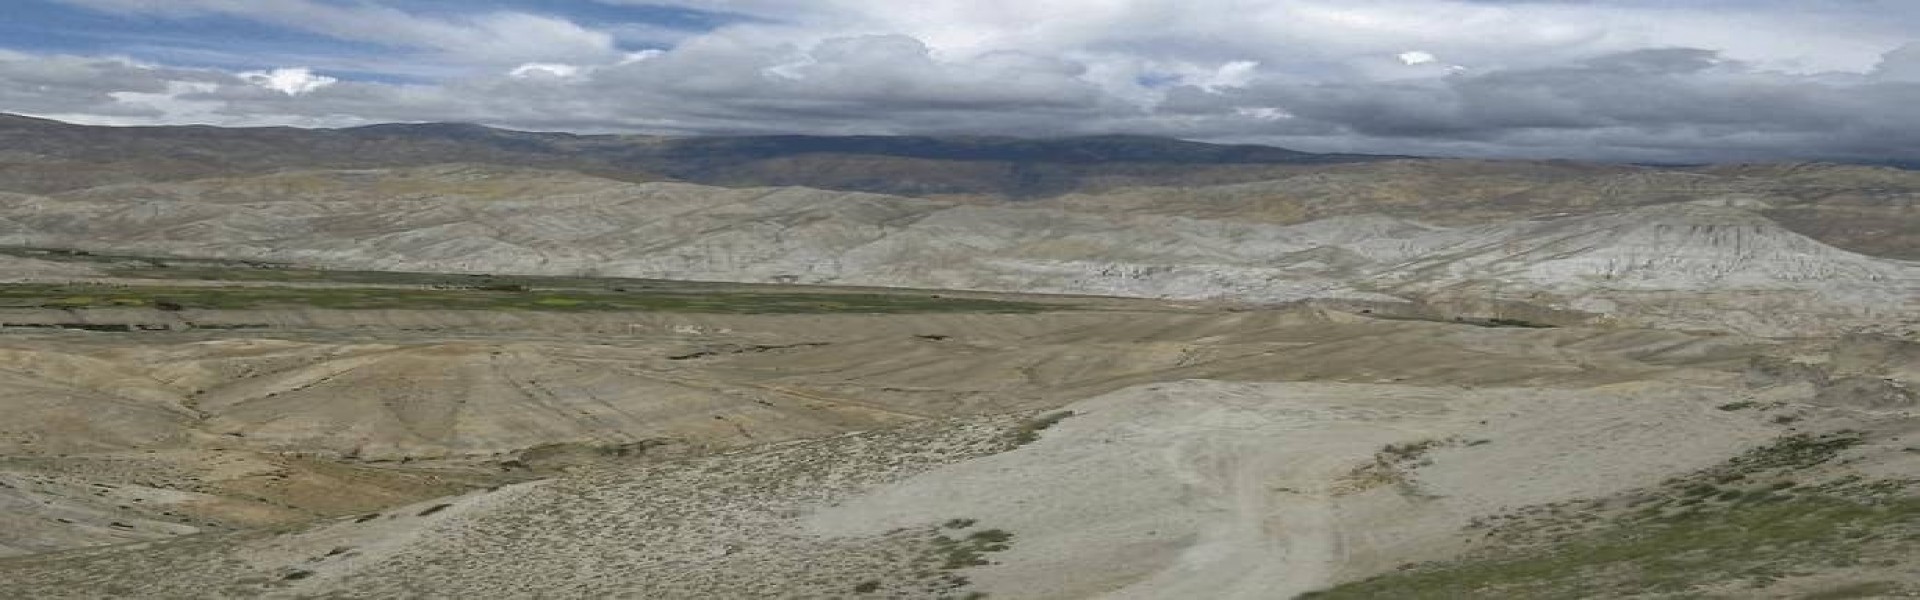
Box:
(5, 0), (1920, 162)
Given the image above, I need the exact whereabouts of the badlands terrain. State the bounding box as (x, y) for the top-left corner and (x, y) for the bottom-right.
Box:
(0, 115), (1915, 598)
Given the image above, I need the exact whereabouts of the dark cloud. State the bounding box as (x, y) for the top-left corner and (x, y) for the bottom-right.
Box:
(1147, 48), (1920, 162)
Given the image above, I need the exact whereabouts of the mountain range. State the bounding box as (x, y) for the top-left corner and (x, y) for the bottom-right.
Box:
(1, 125), (1914, 336)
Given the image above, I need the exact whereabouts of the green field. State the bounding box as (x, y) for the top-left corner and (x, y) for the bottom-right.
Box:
(0, 246), (1071, 314)
(105, 264), (730, 291)
(0, 283), (1060, 314)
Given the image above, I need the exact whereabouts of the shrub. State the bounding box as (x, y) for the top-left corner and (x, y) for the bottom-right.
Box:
(1009, 411), (1074, 446)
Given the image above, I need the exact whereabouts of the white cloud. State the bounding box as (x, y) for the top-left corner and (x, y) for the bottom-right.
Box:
(1398, 51), (1438, 66)
(509, 63), (584, 79)
(620, 50), (666, 64)
(1193, 60), (1260, 92)
(239, 67), (336, 95)
(1234, 106), (1291, 121)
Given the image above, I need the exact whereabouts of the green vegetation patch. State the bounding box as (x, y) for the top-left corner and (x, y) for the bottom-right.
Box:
(849, 521), (1014, 598)
(0, 283), (1062, 314)
(1300, 432), (1919, 599)
(1479, 317), (1556, 329)
(0, 246), (288, 270)
(1303, 492), (1920, 599)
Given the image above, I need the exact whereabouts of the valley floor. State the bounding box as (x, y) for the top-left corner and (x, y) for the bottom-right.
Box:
(0, 271), (1914, 598)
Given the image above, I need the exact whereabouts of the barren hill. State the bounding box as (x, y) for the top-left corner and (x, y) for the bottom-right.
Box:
(6, 362), (1915, 598)
(3, 165), (1913, 336)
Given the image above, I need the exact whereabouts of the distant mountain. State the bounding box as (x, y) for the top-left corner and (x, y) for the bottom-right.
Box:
(3, 114), (1916, 262)
(0, 114), (1394, 197)
(645, 133), (1364, 164)
(0, 113), (63, 127)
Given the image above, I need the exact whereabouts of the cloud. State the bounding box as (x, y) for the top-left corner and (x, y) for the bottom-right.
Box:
(1180, 47), (1920, 161)
(0, 50), (219, 117)
(7, 1), (1920, 162)
(239, 67), (336, 95)
(613, 0), (1916, 73)
(1873, 42), (1920, 82)
(56, 0), (618, 67)
(1398, 51), (1438, 66)
(509, 63), (585, 79)
(1188, 60), (1260, 92)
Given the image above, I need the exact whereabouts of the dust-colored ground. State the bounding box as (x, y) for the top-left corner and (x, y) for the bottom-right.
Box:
(0, 278), (1913, 598)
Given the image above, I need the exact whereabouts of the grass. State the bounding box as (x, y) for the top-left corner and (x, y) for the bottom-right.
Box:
(1303, 493), (1920, 599)
(0, 283), (1061, 314)
(1717, 431), (1863, 473)
(1298, 432), (1916, 599)
(6, 246), (910, 294)
(1799, 581), (1901, 600)
(104, 264), (663, 289)
(0, 246), (288, 270)
(1, 245), (1077, 314)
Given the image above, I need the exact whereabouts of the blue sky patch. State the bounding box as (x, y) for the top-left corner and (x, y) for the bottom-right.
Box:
(0, 0), (751, 80)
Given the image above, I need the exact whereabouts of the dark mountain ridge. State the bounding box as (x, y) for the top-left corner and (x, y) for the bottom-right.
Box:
(0, 114), (1395, 197)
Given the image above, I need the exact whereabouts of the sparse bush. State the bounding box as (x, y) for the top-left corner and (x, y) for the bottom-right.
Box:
(1382, 440), (1445, 461)
(927, 526), (1018, 570)
(1008, 411), (1074, 446)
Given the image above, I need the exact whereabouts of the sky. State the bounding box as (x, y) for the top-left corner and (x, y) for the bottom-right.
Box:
(3, 0), (1920, 163)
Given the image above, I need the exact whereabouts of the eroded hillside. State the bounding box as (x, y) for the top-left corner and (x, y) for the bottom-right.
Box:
(2, 165), (1914, 337)
(2, 117), (1917, 599)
